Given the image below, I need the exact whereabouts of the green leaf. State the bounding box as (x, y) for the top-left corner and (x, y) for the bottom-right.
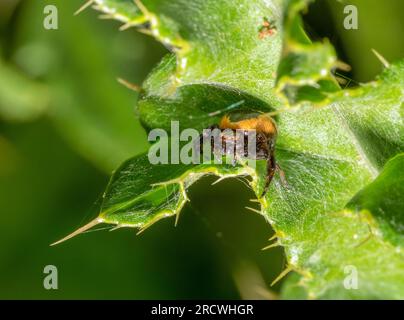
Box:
(94, 0), (284, 105)
(274, 155), (404, 299)
(93, 0), (146, 25)
(138, 55), (274, 132)
(275, 0), (340, 106)
(56, 0), (404, 299)
(333, 61), (404, 170)
(347, 154), (404, 248)
(99, 153), (257, 230)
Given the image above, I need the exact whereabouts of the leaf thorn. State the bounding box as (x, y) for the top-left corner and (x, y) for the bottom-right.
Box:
(50, 217), (103, 246)
(133, 0), (150, 16)
(136, 214), (167, 235)
(119, 22), (134, 31)
(270, 265), (293, 286)
(211, 176), (227, 185)
(98, 14), (114, 20)
(245, 206), (262, 215)
(372, 49), (390, 68)
(175, 212), (181, 227)
(74, 0), (94, 16)
(268, 233), (278, 241)
(117, 78), (142, 93)
(109, 224), (123, 232)
(335, 60), (352, 72)
(261, 242), (280, 251)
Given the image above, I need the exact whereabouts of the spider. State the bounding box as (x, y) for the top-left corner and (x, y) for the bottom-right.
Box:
(198, 114), (284, 197)
(258, 17), (277, 39)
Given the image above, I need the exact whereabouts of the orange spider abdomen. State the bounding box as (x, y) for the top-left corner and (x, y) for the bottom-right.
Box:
(219, 114), (277, 137)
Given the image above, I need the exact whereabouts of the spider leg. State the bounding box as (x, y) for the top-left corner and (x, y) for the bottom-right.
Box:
(253, 133), (276, 198)
(228, 129), (239, 166)
(196, 124), (220, 161)
(247, 132), (276, 198)
(218, 129), (238, 165)
(261, 153), (276, 198)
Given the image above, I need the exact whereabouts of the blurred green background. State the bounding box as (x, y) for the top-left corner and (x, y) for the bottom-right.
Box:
(0, 0), (403, 299)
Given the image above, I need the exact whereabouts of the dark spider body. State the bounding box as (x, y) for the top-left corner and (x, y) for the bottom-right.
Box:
(199, 114), (280, 197)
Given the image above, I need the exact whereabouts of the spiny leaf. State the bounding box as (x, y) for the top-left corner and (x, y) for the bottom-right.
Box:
(56, 0), (404, 299)
(92, 0), (146, 25)
(333, 61), (404, 170)
(100, 154), (258, 231)
(276, 0), (340, 106)
(282, 154), (404, 299)
(347, 154), (404, 248)
(53, 152), (260, 246)
(93, 0), (284, 105)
